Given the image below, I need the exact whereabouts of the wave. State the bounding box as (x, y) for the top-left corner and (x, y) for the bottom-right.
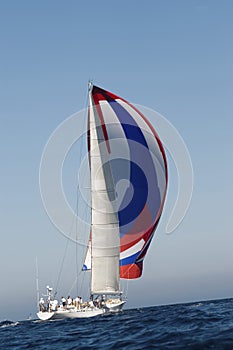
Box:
(1, 299), (233, 349)
(0, 320), (19, 329)
(190, 302), (203, 308)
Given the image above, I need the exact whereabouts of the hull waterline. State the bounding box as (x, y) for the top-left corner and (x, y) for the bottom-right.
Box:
(37, 307), (104, 320)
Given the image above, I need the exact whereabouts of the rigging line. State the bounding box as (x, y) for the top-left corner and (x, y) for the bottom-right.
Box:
(54, 209), (78, 295)
(54, 237), (70, 295)
(76, 225), (90, 299)
(77, 206), (91, 295)
(68, 274), (78, 297)
(35, 257), (40, 309)
(52, 85), (90, 300)
(75, 184), (79, 296)
(79, 266), (86, 297)
(74, 86), (89, 296)
(122, 278), (129, 300)
(79, 211), (91, 299)
(72, 84), (92, 299)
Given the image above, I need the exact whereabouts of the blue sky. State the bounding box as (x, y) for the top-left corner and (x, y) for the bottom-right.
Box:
(0, 0), (233, 320)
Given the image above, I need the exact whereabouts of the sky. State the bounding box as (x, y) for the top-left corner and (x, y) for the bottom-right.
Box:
(0, 0), (233, 321)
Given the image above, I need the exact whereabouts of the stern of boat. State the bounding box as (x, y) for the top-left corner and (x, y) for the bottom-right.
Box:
(104, 299), (126, 313)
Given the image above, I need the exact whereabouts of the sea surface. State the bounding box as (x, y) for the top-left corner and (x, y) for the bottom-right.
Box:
(1, 298), (233, 349)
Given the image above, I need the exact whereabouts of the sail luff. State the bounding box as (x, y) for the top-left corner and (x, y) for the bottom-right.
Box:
(88, 90), (120, 295)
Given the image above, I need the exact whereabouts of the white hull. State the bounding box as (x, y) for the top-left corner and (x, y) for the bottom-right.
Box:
(104, 300), (126, 313)
(37, 307), (104, 320)
(37, 300), (126, 320)
(37, 311), (55, 321)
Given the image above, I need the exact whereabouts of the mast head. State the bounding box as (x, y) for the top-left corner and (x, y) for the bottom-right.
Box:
(88, 80), (93, 92)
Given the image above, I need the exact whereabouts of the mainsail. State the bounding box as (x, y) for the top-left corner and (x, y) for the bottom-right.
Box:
(89, 89), (120, 295)
(84, 85), (168, 283)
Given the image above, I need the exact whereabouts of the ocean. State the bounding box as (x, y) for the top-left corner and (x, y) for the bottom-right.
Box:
(1, 298), (233, 349)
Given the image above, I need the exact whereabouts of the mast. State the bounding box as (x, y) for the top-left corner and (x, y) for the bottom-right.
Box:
(88, 83), (120, 296)
(36, 257), (39, 310)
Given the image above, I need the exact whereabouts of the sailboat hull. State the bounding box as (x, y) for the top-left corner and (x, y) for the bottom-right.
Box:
(37, 300), (126, 320)
(104, 300), (126, 313)
(37, 307), (105, 320)
(37, 311), (55, 321)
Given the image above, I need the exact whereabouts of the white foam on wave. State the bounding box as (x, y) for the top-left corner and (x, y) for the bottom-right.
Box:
(0, 321), (19, 329)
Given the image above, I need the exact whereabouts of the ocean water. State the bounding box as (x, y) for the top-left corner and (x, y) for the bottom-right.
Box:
(1, 298), (233, 349)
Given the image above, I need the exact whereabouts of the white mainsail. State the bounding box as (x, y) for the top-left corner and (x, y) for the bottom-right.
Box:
(89, 90), (120, 295)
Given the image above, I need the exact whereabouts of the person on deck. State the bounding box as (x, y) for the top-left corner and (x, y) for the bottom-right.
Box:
(61, 296), (66, 309)
(39, 297), (45, 312)
(74, 296), (80, 309)
(51, 299), (58, 311)
(67, 295), (72, 307)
